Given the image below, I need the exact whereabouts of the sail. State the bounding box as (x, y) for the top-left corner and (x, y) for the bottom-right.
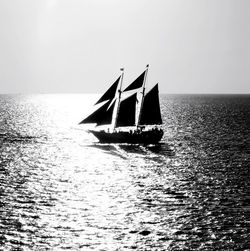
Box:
(79, 100), (115, 125)
(95, 76), (120, 105)
(116, 93), (137, 127)
(97, 101), (115, 126)
(139, 84), (162, 125)
(123, 71), (145, 92)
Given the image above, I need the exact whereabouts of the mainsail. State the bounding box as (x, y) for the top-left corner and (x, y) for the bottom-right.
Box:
(79, 100), (115, 125)
(116, 93), (137, 127)
(95, 76), (120, 105)
(123, 70), (146, 92)
(139, 84), (162, 125)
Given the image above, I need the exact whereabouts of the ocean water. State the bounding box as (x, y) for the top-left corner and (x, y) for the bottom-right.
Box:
(0, 94), (249, 250)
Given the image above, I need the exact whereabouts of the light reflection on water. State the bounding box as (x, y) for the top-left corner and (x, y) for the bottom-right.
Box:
(0, 94), (249, 250)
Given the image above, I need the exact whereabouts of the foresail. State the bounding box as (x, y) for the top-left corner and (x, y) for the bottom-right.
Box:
(139, 84), (162, 125)
(116, 93), (137, 127)
(79, 100), (115, 125)
(123, 71), (145, 92)
(97, 101), (115, 126)
(95, 76), (120, 105)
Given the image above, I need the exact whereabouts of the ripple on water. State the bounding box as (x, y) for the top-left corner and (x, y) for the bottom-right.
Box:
(0, 94), (249, 250)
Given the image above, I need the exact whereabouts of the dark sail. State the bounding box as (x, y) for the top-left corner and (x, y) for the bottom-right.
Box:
(79, 100), (115, 125)
(123, 71), (145, 92)
(139, 84), (162, 125)
(95, 76), (120, 105)
(96, 101), (115, 126)
(116, 93), (137, 127)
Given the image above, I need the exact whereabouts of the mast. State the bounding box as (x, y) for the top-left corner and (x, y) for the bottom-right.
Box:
(112, 68), (124, 130)
(137, 64), (149, 127)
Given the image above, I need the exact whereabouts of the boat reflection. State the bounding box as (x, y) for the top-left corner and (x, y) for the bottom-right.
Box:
(86, 142), (175, 160)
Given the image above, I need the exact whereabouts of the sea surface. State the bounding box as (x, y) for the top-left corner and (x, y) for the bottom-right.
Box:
(0, 94), (249, 251)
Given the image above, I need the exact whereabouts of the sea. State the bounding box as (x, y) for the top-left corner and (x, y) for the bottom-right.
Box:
(0, 94), (249, 251)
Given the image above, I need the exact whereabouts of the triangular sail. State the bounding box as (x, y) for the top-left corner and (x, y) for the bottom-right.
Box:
(139, 84), (162, 125)
(123, 71), (145, 92)
(97, 101), (115, 126)
(95, 76), (120, 105)
(79, 100), (115, 125)
(116, 93), (137, 127)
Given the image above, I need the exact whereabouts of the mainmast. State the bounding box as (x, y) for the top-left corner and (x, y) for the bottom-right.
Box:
(112, 68), (124, 131)
(137, 64), (149, 127)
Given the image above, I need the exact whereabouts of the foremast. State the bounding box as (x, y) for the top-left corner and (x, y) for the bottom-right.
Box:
(137, 64), (149, 127)
(111, 68), (124, 131)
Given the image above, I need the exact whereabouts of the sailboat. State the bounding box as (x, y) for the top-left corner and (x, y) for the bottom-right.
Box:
(79, 65), (164, 144)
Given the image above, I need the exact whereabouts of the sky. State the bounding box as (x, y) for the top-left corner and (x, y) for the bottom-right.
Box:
(0, 0), (249, 94)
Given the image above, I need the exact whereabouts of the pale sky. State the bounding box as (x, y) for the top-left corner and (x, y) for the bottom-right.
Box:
(0, 0), (249, 94)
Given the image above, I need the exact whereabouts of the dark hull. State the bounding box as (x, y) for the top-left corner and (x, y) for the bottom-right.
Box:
(89, 129), (164, 144)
